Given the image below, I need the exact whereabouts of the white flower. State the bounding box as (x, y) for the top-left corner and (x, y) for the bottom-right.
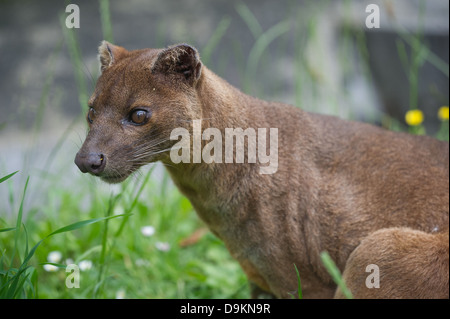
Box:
(155, 241), (171, 252)
(116, 289), (126, 299)
(43, 264), (58, 272)
(47, 251), (62, 263)
(135, 258), (150, 267)
(65, 258), (74, 265)
(140, 225), (155, 237)
(78, 260), (93, 271)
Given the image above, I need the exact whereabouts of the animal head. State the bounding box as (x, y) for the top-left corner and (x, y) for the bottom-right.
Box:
(74, 41), (203, 183)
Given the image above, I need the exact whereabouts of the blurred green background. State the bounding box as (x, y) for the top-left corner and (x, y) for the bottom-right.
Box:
(0, 0), (448, 298)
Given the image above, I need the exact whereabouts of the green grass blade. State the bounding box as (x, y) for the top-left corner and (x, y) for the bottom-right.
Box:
(2, 266), (31, 299)
(11, 176), (30, 267)
(93, 194), (117, 298)
(33, 39), (63, 136)
(4, 273), (22, 299)
(0, 213), (131, 298)
(320, 251), (353, 299)
(22, 223), (29, 261)
(293, 264), (303, 299)
(15, 266), (37, 299)
(245, 20), (291, 93)
(29, 267), (38, 299)
(115, 167), (154, 237)
(236, 1), (263, 39)
(11, 272), (31, 299)
(74, 245), (102, 263)
(398, 28), (449, 77)
(38, 262), (67, 269)
(0, 228), (16, 233)
(201, 17), (231, 66)
(19, 214), (130, 273)
(42, 116), (82, 173)
(99, 0), (114, 43)
(20, 240), (44, 271)
(0, 171), (18, 184)
(61, 13), (88, 114)
(46, 213), (131, 238)
(15, 177), (29, 233)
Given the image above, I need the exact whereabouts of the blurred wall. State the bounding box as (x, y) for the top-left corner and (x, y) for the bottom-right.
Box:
(0, 0), (448, 133)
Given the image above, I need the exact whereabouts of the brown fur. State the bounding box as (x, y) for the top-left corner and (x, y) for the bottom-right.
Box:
(336, 228), (449, 298)
(75, 41), (449, 298)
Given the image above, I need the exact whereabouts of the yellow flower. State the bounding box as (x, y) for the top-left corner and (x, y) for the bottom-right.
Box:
(438, 106), (449, 121)
(405, 109), (424, 126)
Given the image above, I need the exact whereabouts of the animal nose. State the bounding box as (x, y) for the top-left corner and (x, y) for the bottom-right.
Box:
(74, 152), (106, 175)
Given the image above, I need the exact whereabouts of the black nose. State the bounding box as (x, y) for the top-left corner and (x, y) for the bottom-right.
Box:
(74, 152), (106, 175)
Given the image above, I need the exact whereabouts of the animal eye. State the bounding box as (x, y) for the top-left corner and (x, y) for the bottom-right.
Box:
(87, 107), (96, 124)
(130, 109), (149, 125)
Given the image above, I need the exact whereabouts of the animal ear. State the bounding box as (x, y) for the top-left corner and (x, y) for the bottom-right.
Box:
(151, 44), (202, 85)
(98, 41), (128, 72)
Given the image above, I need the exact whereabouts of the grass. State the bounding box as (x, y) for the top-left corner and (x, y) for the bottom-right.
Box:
(0, 0), (448, 299)
(289, 264), (303, 299)
(0, 167), (248, 299)
(320, 252), (353, 299)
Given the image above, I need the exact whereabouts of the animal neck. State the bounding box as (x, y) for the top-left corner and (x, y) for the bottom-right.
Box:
(196, 67), (254, 131)
(162, 67), (261, 218)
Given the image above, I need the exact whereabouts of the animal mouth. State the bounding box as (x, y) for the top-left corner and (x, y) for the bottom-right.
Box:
(100, 173), (128, 184)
